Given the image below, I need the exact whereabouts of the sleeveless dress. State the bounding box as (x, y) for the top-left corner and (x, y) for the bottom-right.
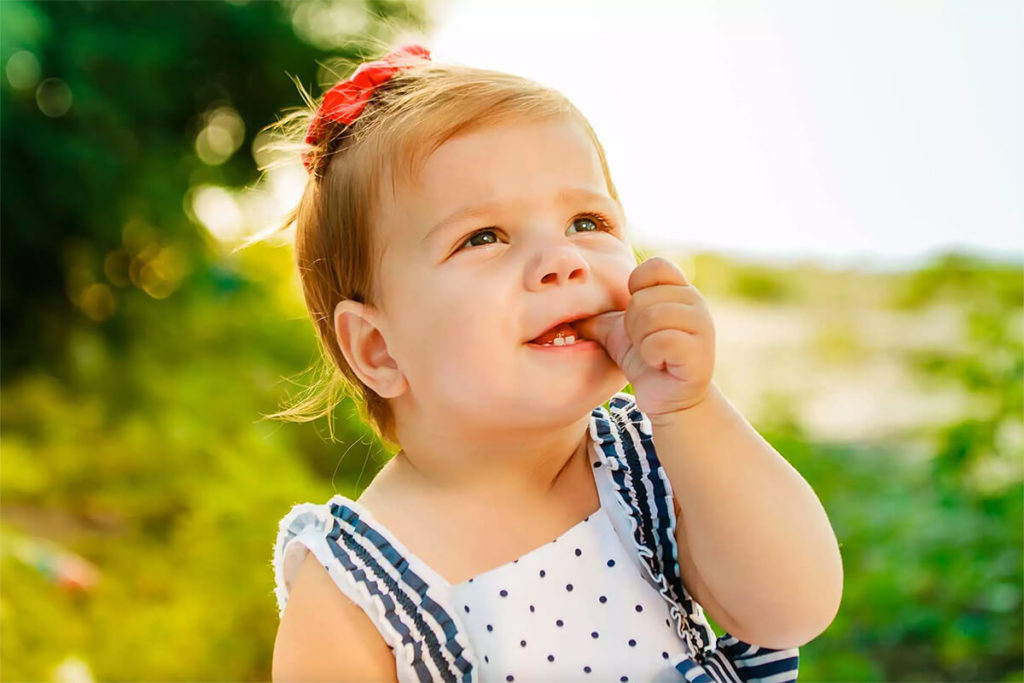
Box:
(272, 393), (801, 682)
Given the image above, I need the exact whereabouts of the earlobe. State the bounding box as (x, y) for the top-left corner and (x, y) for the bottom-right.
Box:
(333, 300), (408, 399)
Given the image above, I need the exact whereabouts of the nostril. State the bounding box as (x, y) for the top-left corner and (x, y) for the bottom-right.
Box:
(540, 267), (585, 285)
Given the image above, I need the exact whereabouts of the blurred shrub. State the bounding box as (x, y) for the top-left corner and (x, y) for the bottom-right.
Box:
(757, 251), (1023, 682)
(1, 0), (420, 679)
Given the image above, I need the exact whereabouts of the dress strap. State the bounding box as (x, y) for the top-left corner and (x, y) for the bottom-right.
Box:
(589, 392), (800, 683)
(589, 393), (717, 655)
(273, 497), (477, 683)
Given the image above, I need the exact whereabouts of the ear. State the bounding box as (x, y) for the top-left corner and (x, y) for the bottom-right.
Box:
(333, 300), (408, 399)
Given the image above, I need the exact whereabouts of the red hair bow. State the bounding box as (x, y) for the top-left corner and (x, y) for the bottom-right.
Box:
(303, 44), (431, 172)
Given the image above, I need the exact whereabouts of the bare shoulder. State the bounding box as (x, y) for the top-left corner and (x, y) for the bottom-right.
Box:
(273, 550), (397, 682)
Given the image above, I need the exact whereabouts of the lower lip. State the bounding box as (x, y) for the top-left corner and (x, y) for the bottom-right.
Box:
(526, 340), (601, 352)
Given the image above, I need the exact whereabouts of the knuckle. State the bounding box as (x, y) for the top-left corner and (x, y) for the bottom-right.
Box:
(642, 258), (667, 279)
(640, 337), (660, 364)
(638, 303), (663, 329)
(639, 304), (659, 330)
(655, 330), (677, 353)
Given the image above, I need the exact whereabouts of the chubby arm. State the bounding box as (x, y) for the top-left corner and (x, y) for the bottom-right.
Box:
(576, 257), (841, 649)
(654, 384), (843, 649)
(273, 551), (398, 682)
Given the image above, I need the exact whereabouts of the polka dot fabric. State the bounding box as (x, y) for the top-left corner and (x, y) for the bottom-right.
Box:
(450, 504), (688, 682)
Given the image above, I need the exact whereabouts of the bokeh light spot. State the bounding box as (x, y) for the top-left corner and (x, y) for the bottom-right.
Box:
(190, 185), (244, 242)
(251, 129), (291, 170)
(195, 106), (245, 165)
(104, 249), (132, 287)
(35, 77), (72, 117)
(6, 50), (41, 90)
(78, 283), (116, 321)
(138, 245), (188, 299)
(289, 0), (368, 50)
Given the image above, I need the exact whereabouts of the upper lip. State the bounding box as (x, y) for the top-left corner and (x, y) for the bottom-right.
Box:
(526, 312), (595, 343)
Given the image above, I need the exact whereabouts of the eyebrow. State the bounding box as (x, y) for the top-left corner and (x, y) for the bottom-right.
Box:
(420, 187), (621, 245)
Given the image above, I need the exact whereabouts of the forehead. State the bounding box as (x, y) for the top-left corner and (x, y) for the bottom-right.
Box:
(379, 117), (614, 239)
(423, 117), (605, 192)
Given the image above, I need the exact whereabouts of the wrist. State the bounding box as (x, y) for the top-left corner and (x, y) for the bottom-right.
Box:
(648, 383), (720, 429)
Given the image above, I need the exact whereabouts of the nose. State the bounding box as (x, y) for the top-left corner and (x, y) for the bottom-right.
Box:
(526, 243), (590, 290)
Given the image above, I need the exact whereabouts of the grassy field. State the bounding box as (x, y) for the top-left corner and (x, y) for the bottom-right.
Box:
(2, 247), (1020, 682)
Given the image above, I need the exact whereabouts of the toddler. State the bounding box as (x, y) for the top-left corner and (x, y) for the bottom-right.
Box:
(269, 44), (842, 682)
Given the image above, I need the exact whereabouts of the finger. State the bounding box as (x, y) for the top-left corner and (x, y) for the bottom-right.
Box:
(574, 310), (623, 349)
(638, 328), (694, 369)
(628, 257), (689, 295)
(625, 301), (699, 344)
(629, 283), (703, 310)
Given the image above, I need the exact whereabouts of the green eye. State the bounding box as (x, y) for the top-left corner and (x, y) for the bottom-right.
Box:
(569, 213), (614, 234)
(461, 229), (500, 249)
(570, 217), (599, 233)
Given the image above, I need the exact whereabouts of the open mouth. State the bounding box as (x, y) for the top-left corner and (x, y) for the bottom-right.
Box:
(528, 321), (589, 347)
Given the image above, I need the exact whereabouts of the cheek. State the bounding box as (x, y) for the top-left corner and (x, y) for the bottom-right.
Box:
(603, 252), (638, 309)
(414, 321), (513, 409)
(391, 282), (503, 368)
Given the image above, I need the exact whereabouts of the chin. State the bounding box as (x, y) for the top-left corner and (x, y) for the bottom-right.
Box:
(594, 373), (630, 407)
(547, 373), (629, 418)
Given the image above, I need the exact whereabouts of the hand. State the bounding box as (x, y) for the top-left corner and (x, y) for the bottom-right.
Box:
(576, 257), (716, 417)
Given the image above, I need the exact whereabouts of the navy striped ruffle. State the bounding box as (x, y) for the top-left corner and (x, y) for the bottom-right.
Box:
(590, 392), (800, 683)
(327, 502), (474, 682)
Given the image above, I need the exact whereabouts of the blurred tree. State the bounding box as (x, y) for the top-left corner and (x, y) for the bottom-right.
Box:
(1, 1), (426, 680)
(0, 0), (426, 382)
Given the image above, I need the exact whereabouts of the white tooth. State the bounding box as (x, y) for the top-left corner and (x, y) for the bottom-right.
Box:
(554, 337), (565, 346)
(565, 335), (576, 344)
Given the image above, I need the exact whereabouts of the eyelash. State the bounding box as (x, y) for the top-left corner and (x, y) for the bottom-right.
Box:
(456, 212), (617, 252)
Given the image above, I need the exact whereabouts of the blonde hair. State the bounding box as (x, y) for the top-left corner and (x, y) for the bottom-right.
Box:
(255, 50), (636, 449)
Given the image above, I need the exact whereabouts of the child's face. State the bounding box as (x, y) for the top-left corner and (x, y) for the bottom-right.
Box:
(374, 117), (636, 429)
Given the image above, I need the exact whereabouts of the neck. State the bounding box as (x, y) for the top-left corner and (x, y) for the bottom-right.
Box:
(391, 412), (593, 505)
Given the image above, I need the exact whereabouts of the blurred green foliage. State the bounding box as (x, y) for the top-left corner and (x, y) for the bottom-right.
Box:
(1, 1), (1021, 681)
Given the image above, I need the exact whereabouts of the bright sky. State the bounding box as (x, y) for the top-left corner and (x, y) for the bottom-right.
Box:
(420, 0), (1022, 270)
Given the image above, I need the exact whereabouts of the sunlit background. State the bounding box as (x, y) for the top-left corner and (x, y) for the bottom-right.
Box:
(2, 1), (1021, 681)
(427, 0), (1023, 270)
